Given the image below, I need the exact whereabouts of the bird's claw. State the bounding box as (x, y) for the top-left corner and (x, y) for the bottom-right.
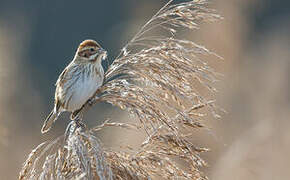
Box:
(88, 98), (96, 106)
(75, 119), (86, 130)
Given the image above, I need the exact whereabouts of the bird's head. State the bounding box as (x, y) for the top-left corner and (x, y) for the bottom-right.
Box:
(75, 39), (107, 64)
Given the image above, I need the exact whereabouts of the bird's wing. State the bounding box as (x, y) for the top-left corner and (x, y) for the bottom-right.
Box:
(55, 67), (68, 87)
(54, 63), (77, 108)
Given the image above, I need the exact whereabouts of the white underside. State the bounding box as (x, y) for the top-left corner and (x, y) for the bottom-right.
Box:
(56, 64), (104, 112)
(66, 73), (101, 111)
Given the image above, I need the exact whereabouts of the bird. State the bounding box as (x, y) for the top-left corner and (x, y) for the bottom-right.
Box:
(41, 39), (107, 133)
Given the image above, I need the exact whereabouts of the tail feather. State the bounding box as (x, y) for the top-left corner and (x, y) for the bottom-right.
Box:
(41, 110), (58, 134)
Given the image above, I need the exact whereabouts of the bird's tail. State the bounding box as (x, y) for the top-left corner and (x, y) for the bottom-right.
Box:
(41, 110), (58, 134)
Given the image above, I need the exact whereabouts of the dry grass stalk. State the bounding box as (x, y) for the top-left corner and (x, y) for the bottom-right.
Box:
(19, 0), (222, 179)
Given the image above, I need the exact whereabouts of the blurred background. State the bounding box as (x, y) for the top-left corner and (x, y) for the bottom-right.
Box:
(0, 0), (289, 179)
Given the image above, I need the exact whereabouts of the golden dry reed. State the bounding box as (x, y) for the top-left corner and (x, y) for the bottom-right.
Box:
(19, 0), (222, 179)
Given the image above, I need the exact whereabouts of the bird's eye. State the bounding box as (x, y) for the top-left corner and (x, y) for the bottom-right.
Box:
(90, 48), (94, 52)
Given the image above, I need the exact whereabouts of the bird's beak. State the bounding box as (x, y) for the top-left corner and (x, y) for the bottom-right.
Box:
(98, 48), (105, 53)
(98, 48), (107, 61)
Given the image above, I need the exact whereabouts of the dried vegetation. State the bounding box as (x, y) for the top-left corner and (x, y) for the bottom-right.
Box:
(19, 0), (222, 179)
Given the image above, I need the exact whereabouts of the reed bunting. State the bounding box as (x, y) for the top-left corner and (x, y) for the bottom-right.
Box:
(41, 39), (107, 133)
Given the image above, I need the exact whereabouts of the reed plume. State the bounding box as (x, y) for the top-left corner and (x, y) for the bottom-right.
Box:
(19, 0), (222, 179)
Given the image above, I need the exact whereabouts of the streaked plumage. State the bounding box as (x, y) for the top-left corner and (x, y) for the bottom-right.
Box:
(41, 39), (107, 133)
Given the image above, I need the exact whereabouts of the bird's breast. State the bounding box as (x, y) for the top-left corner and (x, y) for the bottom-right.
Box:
(65, 64), (104, 111)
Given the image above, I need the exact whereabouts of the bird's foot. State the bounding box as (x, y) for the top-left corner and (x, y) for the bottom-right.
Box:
(71, 109), (83, 120)
(88, 98), (96, 106)
(75, 118), (86, 130)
